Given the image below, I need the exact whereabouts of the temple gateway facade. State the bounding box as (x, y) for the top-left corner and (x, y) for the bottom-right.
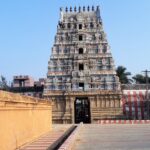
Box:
(44, 6), (123, 123)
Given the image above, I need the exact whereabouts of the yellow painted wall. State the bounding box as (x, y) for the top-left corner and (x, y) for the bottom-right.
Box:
(0, 91), (52, 150)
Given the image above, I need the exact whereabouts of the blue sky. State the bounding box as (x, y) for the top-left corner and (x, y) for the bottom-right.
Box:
(0, 0), (150, 83)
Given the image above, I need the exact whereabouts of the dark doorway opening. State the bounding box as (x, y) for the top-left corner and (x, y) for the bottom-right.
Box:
(79, 24), (82, 29)
(68, 23), (71, 29)
(79, 64), (84, 70)
(79, 48), (83, 54)
(79, 35), (83, 41)
(75, 97), (91, 123)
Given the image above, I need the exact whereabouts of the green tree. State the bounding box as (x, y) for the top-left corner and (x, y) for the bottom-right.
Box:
(132, 74), (150, 84)
(0, 75), (8, 90)
(116, 66), (132, 84)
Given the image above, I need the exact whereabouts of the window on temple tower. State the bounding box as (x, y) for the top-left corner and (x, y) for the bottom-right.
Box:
(95, 48), (98, 53)
(90, 22), (94, 28)
(79, 63), (84, 70)
(108, 65), (112, 70)
(79, 83), (84, 90)
(79, 35), (83, 41)
(68, 23), (71, 29)
(79, 48), (83, 54)
(64, 48), (67, 53)
(92, 34), (96, 41)
(58, 85), (62, 90)
(74, 24), (77, 29)
(79, 24), (82, 29)
(100, 66), (103, 70)
(103, 45), (107, 53)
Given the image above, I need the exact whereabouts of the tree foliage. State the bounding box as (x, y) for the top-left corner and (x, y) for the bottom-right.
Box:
(116, 66), (132, 84)
(0, 75), (8, 89)
(132, 74), (150, 84)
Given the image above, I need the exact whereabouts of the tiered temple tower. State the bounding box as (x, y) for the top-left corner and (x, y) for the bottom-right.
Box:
(44, 6), (123, 123)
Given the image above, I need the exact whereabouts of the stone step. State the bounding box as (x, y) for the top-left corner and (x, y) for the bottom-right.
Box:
(19, 125), (72, 150)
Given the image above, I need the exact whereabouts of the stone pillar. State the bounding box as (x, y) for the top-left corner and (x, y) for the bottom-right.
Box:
(89, 97), (94, 122)
(99, 96), (102, 108)
(110, 98), (115, 108)
(65, 96), (70, 111)
(97, 95), (100, 108)
(118, 96), (121, 107)
(101, 96), (105, 108)
(115, 96), (119, 108)
(71, 97), (75, 123)
(63, 96), (73, 123)
(106, 96), (110, 108)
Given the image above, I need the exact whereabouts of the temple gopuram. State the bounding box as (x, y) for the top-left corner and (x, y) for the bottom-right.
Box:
(44, 6), (123, 123)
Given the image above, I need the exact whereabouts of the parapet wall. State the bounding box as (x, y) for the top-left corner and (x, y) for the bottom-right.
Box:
(0, 90), (52, 150)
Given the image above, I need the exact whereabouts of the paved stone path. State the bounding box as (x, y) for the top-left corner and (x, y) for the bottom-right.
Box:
(73, 124), (150, 150)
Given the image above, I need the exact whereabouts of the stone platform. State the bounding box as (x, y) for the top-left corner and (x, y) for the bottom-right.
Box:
(73, 124), (150, 150)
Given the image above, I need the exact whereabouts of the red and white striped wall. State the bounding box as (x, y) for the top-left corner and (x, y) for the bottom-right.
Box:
(122, 90), (150, 119)
(97, 120), (150, 124)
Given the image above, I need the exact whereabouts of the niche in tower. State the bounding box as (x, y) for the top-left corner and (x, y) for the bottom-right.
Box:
(79, 83), (84, 90)
(79, 48), (83, 54)
(79, 35), (83, 41)
(79, 24), (82, 29)
(79, 63), (84, 70)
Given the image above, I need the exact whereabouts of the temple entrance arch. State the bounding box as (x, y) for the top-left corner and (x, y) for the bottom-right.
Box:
(74, 97), (91, 123)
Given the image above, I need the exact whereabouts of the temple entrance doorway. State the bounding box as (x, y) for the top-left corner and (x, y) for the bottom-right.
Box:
(74, 97), (91, 123)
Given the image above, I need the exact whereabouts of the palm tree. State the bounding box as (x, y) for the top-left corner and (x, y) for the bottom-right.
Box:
(116, 66), (132, 84)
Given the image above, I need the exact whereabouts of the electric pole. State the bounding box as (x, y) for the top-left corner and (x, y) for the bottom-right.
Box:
(142, 70), (150, 119)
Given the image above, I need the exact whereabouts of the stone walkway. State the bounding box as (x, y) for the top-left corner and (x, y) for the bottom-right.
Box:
(73, 124), (150, 150)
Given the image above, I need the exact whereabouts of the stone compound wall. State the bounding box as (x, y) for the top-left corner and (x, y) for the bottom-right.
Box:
(0, 90), (52, 150)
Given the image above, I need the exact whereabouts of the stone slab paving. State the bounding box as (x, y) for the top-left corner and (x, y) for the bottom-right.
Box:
(73, 124), (150, 150)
